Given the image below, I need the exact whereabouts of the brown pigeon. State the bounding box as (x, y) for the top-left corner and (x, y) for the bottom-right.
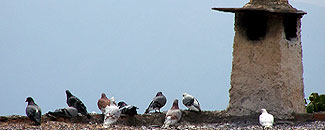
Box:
(162, 99), (182, 128)
(97, 93), (111, 114)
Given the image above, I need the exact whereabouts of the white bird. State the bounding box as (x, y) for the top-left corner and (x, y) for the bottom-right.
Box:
(182, 93), (201, 112)
(103, 97), (121, 128)
(259, 109), (274, 129)
(162, 99), (182, 128)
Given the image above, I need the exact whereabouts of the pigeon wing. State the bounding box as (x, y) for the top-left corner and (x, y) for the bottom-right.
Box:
(183, 97), (194, 106)
(167, 109), (182, 121)
(26, 106), (36, 118)
(50, 107), (78, 118)
(67, 96), (79, 107)
(26, 105), (41, 125)
(164, 109), (182, 127)
(153, 96), (167, 108)
(193, 98), (201, 111)
(75, 100), (91, 118)
(120, 105), (138, 116)
(259, 113), (274, 127)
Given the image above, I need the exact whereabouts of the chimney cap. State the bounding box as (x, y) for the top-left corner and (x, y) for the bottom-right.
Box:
(212, 0), (306, 15)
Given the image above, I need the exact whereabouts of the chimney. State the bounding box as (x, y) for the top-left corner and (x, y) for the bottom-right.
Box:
(213, 0), (306, 118)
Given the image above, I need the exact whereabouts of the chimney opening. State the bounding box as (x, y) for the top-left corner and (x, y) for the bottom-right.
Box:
(283, 14), (298, 40)
(237, 12), (267, 41)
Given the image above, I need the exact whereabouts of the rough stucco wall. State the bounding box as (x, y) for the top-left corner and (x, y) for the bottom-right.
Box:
(279, 16), (305, 114)
(226, 13), (305, 118)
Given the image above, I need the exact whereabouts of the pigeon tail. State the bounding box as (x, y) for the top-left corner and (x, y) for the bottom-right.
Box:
(162, 116), (178, 128)
(162, 116), (172, 128)
(145, 108), (150, 113)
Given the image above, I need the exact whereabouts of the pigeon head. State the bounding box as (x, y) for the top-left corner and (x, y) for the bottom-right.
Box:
(25, 97), (36, 105)
(182, 93), (189, 97)
(101, 93), (108, 99)
(171, 99), (179, 109)
(261, 108), (268, 114)
(156, 92), (163, 97)
(66, 90), (73, 98)
(118, 101), (127, 108)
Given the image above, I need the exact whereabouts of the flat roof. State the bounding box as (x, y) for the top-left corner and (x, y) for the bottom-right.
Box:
(212, 7), (306, 15)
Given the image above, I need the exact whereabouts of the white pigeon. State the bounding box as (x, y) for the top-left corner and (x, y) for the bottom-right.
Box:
(103, 97), (121, 128)
(182, 93), (201, 112)
(259, 109), (274, 129)
(162, 99), (182, 128)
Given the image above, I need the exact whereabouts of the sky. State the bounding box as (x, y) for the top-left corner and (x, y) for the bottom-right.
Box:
(0, 0), (324, 116)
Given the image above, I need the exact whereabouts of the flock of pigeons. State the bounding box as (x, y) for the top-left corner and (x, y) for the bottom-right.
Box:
(25, 90), (274, 129)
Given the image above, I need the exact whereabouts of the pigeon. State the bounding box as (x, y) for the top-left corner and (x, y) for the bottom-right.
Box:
(65, 90), (91, 119)
(259, 109), (274, 129)
(118, 101), (138, 116)
(97, 93), (111, 114)
(182, 93), (201, 112)
(47, 107), (78, 118)
(145, 92), (167, 113)
(103, 99), (121, 128)
(25, 97), (42, 125)
(162, 99), (182, 128)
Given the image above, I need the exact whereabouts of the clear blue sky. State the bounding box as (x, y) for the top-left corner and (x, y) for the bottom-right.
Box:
(0, 0), (324, 116)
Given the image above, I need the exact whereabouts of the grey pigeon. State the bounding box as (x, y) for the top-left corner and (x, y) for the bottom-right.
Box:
(145, 92), (167, 113)
(118, 101), (138, 116)
(65, 90), (91, 119)
(162, 99), (182, 128)
(25, 97), (42, 125)
(182, 93), (201, 112)
(48, 107), (78, 118)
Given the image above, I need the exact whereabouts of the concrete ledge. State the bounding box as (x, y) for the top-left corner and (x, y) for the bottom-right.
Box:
(1, 111), (325, 126)
(293, 112), (325, 121)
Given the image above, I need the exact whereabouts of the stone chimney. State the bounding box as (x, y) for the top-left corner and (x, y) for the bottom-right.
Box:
(213, 0), (306, 118)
